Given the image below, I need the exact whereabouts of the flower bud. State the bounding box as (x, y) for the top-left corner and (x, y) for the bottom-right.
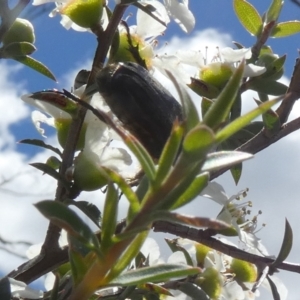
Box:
(230, 258), (257, 282)
(109, 32), (152, 67)
(200, 62), (233, 89)
(73, 151), (108, 191)
(194, 243), (211, 266)
(55, 118), (87, 150)
(3, 18), (35, 45)
(195, 267), (222, 299)
(60, 0), (103, 29)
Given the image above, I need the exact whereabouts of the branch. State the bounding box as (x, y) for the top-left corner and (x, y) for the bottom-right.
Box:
(153, 221), (300, 274)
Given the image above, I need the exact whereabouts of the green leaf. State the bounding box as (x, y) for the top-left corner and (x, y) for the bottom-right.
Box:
(188, 78), (220, 99)
(19, 139), (62, 157)
(233, 0), (263, 36)
(1, 41), (36, 57)
(178, 282), (210, 300)
(151, 211), (229, 231)
(156, 166), (206, 211)
(30, 162), (71, 190)
(272, 219), (293, 267)
(247, 79), (287, 95)
(101, 183), (119, 250)
(139, 283), (173, 296)
(265, 0), (283, 23)
(230, 163), (242, 185)
(107, 232), (148, 281)
(125, 133), (156, 184)
(262, 108), (280, 133)
(257, 54), (286, 81)
(203, 61), (244, 130)
(167, 71), (200, 132)
(202, 151), (253, 172)
(154, 122), (184, 186)
(165, 238), (194, 266)
(215, 96), (283, 143)
(35, 200), (101, 251)
(111, 264), (200, 286)
(13, 55), (56, 81)
(0, 277), (11, 300)
(271, 21), (300, 38)
(182, 125), (215, 160)
(26, 90), (79, 115)
(103, 168), (140, 221)
(71, 201), (101, 228)
(170, 173), (209, 210)
(266, 275), (280, 300)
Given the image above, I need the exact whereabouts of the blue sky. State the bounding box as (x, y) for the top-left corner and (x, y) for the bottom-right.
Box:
(1, 0), (300, 298)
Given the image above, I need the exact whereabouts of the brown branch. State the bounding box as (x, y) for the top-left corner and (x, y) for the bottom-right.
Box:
(153, 221), (300, 274)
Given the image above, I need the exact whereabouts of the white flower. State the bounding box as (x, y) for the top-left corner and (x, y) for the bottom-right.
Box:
(176, 47), (266, 87)
(8, 278), (43, 299)
(163, 0), (195, 33)
(21, 87), (137, 190)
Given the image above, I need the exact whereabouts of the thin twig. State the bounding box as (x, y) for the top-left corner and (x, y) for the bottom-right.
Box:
(153, 221), (300, 274)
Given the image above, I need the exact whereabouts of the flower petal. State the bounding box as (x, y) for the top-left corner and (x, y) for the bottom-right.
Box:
(9, 278), (43, 299)
(163, 0), (195, 33)
(137, 0), (169, 39)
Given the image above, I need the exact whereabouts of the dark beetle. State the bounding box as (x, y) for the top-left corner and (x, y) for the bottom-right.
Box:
(96, 62), (183, 159)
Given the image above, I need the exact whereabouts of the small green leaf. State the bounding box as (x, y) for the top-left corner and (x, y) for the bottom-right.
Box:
(103, 168), (140, 221)
(13, 55), (56, 81)
(215, 96), (283, 143)
(167, 71), (200, 132)
(139, 283), (173, 296)
(165, 238), (194, 266)
(124, 133), (156, 184)
(188, 78), (220, 99)
(151, 211), (229, 231)
(0, 277), (11, 300)
(183, 125), (215, 160)
(272, 219), (293, 267)
(203, 61), (244, 130)
(101, 183), (119, 250)
(26, 90), (79, 115)
(107, 232), (148, 281)
(257, 54), (286, 81)
(202, 151), (252, 172)
(170, 173), (209, 210)
(233, 0), (263, 36)
(1, 42), (36, 57)
(19, 139), (62, 157)
(247, 79), (287, 95)
(35, 200), (101, 251)
(156, 167), (206, 211)
(71, 200), (101, 228)
(178, 282), (210, 300)
(230, 163), (242, 185)
(271, 21), (300, 38)
(111, 264), (200, 286)
(262, 108), (280, 133)
(30, 162), (71, 190)
(265, 0), (283, 24)
(154, 122), (184, 186)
